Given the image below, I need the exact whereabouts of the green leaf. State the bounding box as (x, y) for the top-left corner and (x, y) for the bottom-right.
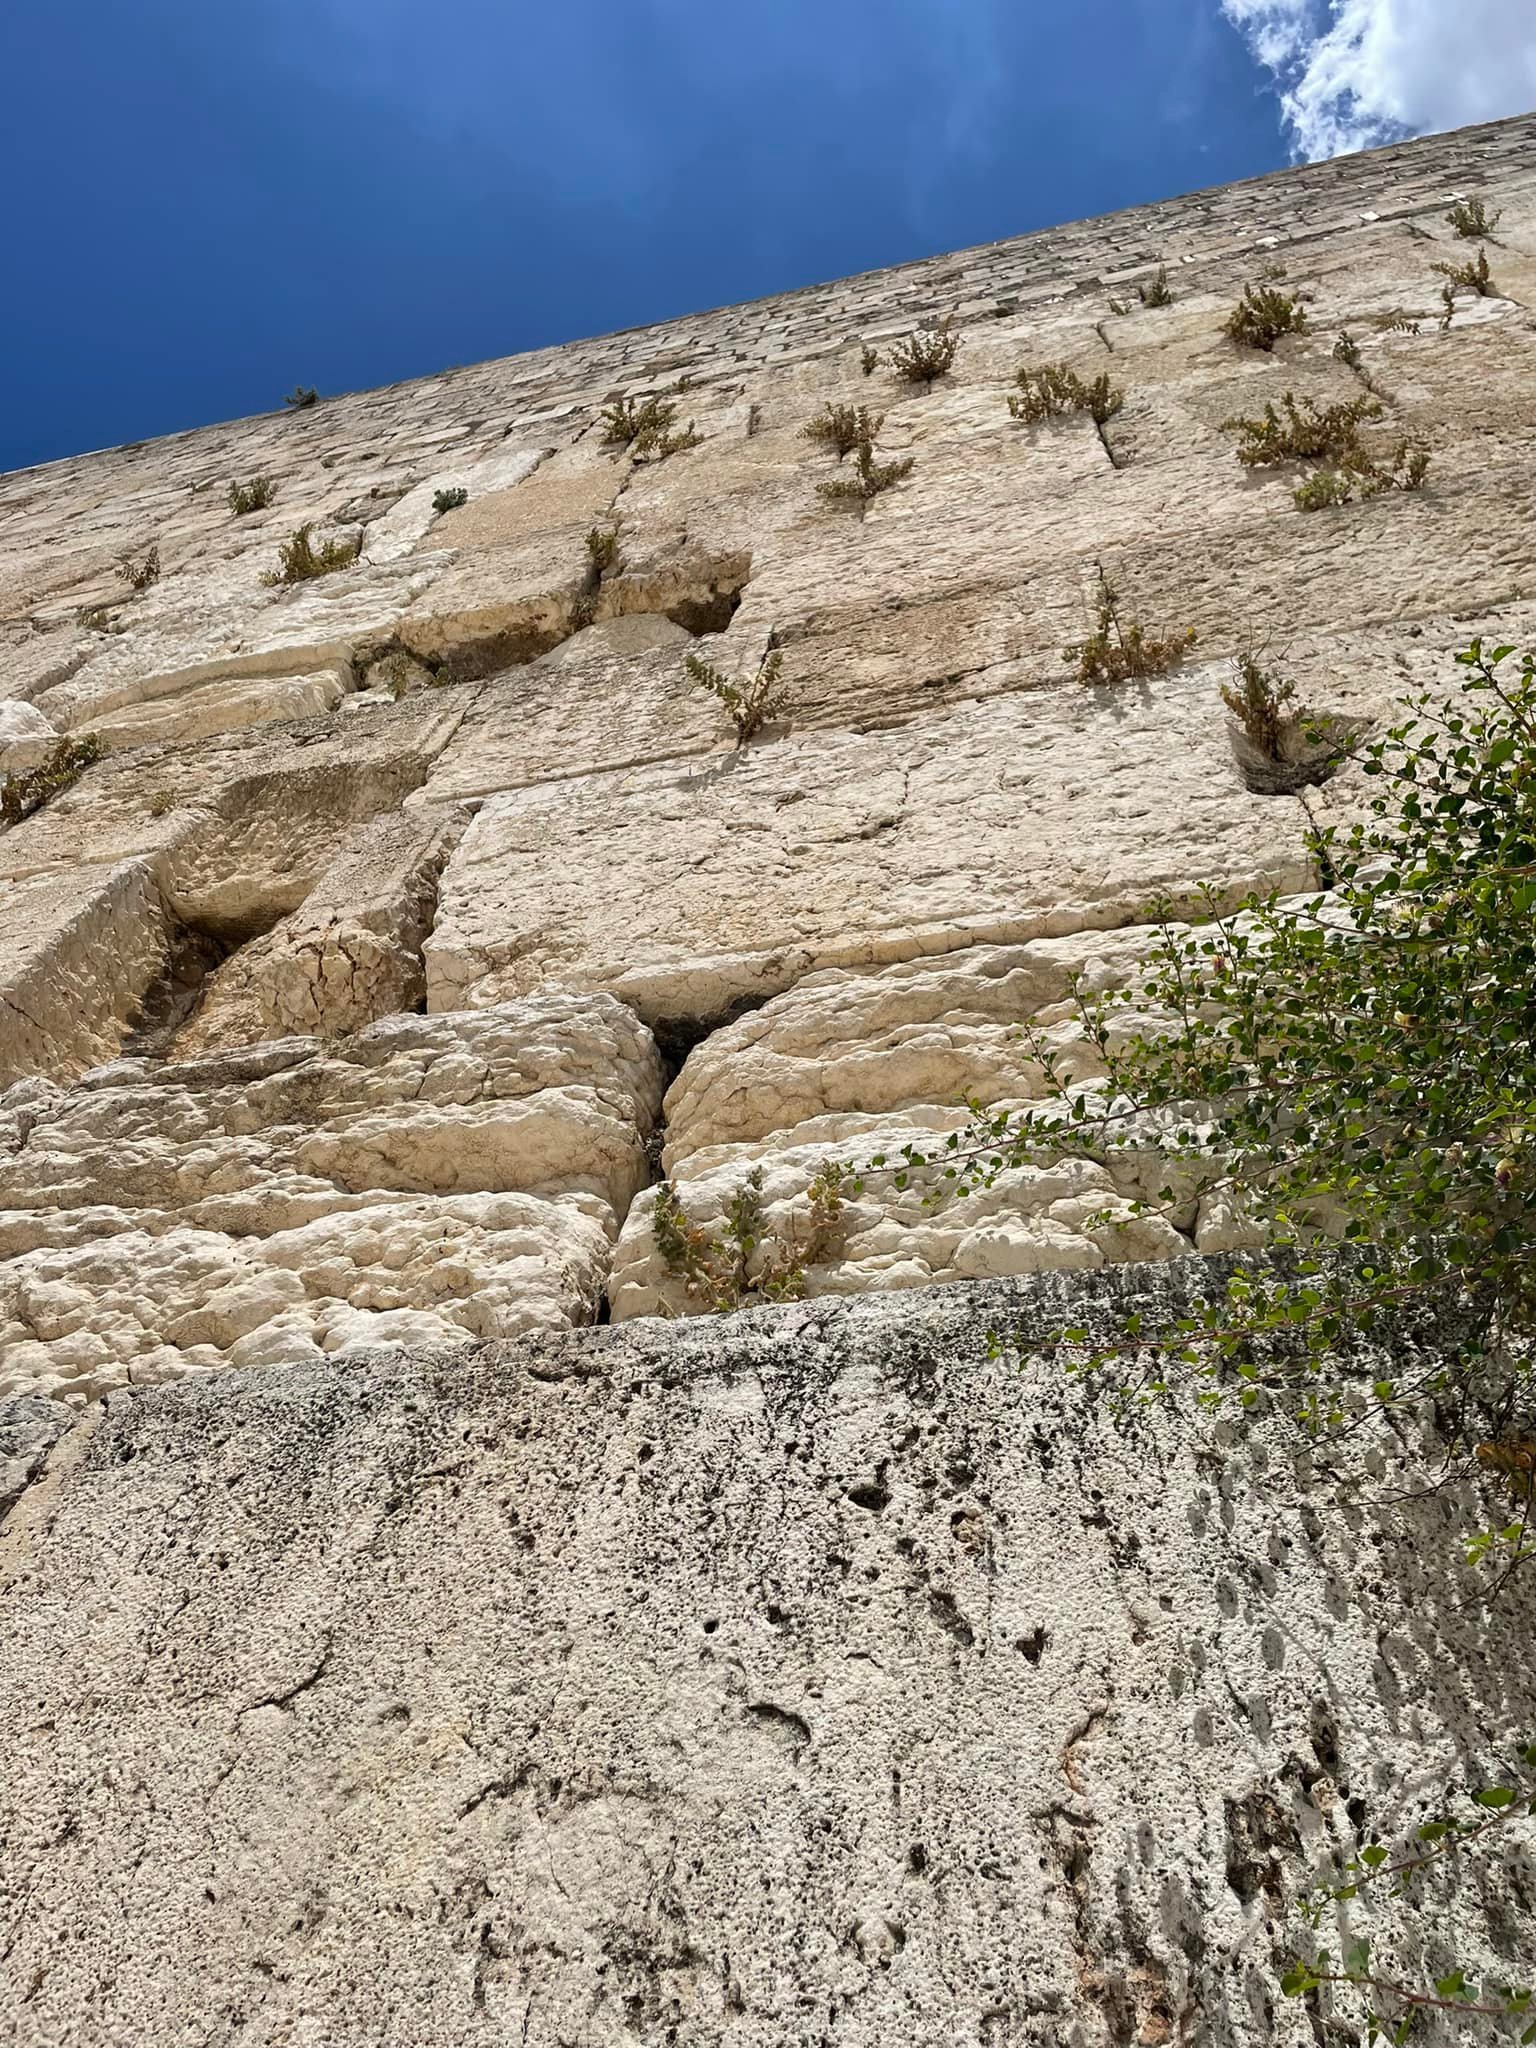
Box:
(1473, 1785), (1518, 1808)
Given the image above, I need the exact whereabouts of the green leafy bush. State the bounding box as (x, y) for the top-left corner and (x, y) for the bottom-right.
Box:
(815, 414), (913, 507)
(228, 476), (276, 516)
(1221, 652), (1297, 760)
(1009, 363), (1123, 426)
(283, 386), (319, 410)
(1433, 246), (1496, 301)
(261, 523), (360, 586)
(917, 639), (1536, 1521)
(432, 487), (468, 514)
(1138, 266), (1174, 307)
(1293, 442), (1429, 510)
(585, 525), (619, 572)
(1224, 283), (1308, 351)
(600, 393), (701, 460)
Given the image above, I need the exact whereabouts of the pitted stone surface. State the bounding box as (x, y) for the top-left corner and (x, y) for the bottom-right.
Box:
(2, 1267), (1532, 2046)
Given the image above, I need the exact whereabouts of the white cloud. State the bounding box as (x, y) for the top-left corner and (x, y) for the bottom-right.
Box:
(1222, 0), (1536, 160)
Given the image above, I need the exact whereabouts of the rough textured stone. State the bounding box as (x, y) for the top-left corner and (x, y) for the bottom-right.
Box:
(2, 1265), (1532, 2046)
(3, 120), (1536, 2039)
(0, 997), (664, 1399)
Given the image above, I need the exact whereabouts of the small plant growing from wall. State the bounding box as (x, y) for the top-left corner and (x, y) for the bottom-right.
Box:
(76, 604), (118, 634)
(1446, 196), (1501, 238)
(1432, 246), (1496, 302)
(1138, 266), (1174, 307)
(0, 732), (106, 828)
(1332, 331), (1363, 370)
(1221, 392), (1383, 468)
(1223, 283), (1308, 351)
(228, 476), (277, 516)
(816, 418), (914, 507)
(116, 544), (160, 593)
(1292, 442), (1429, 510)
(1222, 651), (1297, 760)
(860, 344), (879, 377)
(652, 1161), (852, 1313)
(600, 393), (701, 460)
(1009, 363), (1124, 426)
(802, 403), (878, 458)
(1067, 573), (1196, 685)
(684, 648), (790, 745)
(261, 523), (360, 586)
(585, 525), (619, 572)
(887, 317), (960, 385)
(432, 487), (469, 514)
(283, 386), (319, 410)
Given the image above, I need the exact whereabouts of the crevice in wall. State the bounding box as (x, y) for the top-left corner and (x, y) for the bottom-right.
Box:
(120, 906), (286, 1059)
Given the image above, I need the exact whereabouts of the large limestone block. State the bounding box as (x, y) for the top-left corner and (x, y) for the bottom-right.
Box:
(0, 997), (664, 1397)
(75, 663), (349, 751)
(0, 1196), (612, 1405)
(2, 1266), (1530, 2044)
(0, 860), (170, 1089)
(170, 804), (471, 1050)
(426, 672), (1317, 1028)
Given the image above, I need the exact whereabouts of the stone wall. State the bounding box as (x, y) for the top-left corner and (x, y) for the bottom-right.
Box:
(4, 1266), (1534, 2047)
(5, 119), (1536, 2044)
(5, 114), (1536, 1377)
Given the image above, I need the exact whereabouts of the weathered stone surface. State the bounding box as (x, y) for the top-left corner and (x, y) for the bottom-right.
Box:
(425, 675), (1320, 1029)
(0, 997), (664, 1399)
(2, 123), (1536, 2038)
(2, 1266), (1532, 2046)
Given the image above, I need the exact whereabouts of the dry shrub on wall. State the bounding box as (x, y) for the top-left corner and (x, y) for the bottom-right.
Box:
(653, 1163), (853, 1312)
(1066, 575), (1196, 685)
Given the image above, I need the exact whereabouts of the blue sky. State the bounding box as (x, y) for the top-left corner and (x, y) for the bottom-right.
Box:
(0, 0), (1526, 472)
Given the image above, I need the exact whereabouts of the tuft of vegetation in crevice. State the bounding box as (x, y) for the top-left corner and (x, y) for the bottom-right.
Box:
(1432, 246), (1496, 327)
(684, 648), (790, 746)
(116, 545), (160, 594)
(1067, 573), (1196, 686)
(816, 433), (914, 508)
(802, 403), (879, 458)
(1446, 196), (1501, 239)
(1221, 651), (1297, 761)
(1009, 363), (1124, 426)
(260, 523), (361, 586)
(432, 487), (469, 515)
(1138, 266), (1174, 308)
(585, 525), (619, 573)
(1293, 441), (1429, 511)
(76, 604), (119, 635)
(600, 393), (702, 461)
(652, 1162), (853, 1313)
(1224, 283), (1309, 351)
(1221, 392), (1384, 468)
(283, 386), (319, 410)
(228, 476), (277, 517)
(887, 317), (960, 385)
(860, 344), (880, 377)
(1, 732), (106, 828)
(1221, 652), (1358, 794)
